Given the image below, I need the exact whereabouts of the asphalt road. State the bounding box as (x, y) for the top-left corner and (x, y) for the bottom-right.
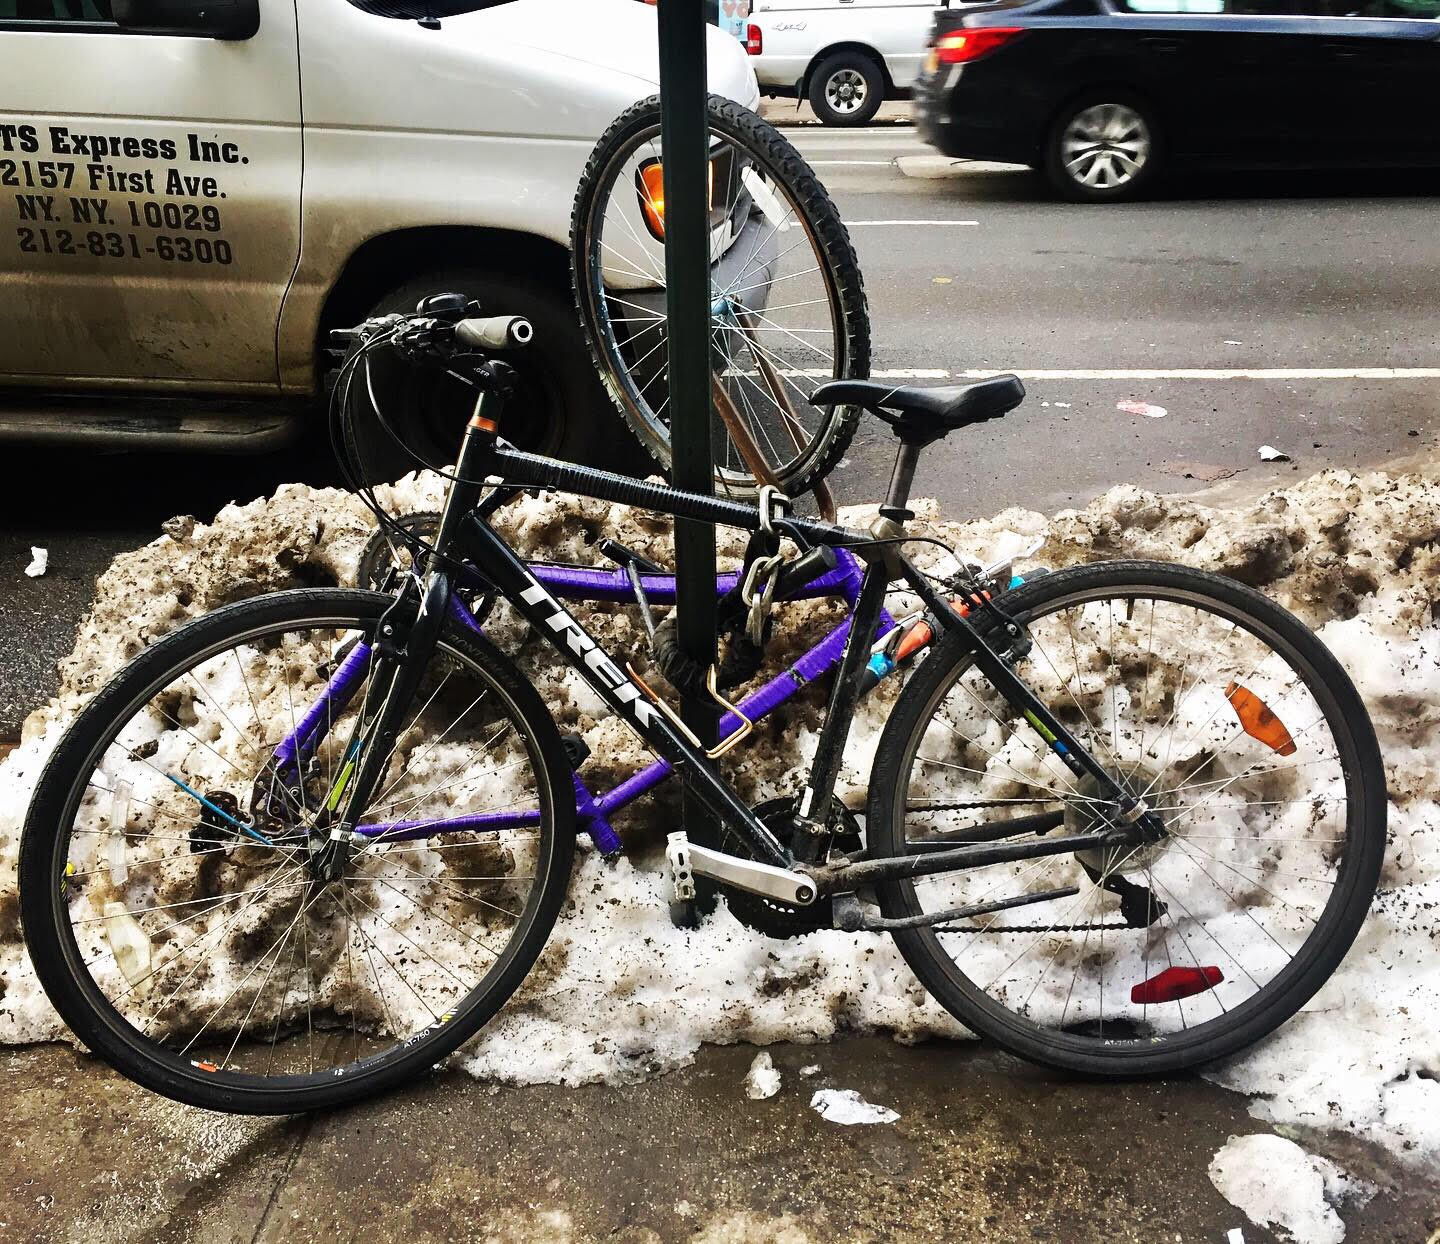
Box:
(790, 125), (1440, 514)
(3, 126), (1438, 732)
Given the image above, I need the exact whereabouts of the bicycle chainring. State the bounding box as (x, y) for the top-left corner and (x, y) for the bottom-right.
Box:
(715, 796), (862, 939)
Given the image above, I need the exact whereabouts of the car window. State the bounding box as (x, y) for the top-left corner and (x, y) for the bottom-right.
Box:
(0, 0), (113, 18)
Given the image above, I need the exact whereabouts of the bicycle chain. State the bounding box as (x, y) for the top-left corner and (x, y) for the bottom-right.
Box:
(909, 798), (1055, 813)
(934, 921), (1133, 934)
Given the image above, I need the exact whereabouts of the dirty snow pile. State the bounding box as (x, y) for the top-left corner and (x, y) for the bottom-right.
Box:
(0, 468), (1435, 1172)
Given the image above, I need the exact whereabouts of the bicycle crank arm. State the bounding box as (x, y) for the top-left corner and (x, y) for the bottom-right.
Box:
(808, 830), (1132, 895)
(667, 833), (817, 906)
(832, 885), (1080, 933)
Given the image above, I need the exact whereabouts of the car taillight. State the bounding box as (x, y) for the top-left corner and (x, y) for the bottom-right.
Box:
(932, 26), (1024, 64)
(746, 23), (762, 55)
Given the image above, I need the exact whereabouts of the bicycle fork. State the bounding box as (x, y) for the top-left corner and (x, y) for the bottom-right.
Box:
(311, 389), (503, 881)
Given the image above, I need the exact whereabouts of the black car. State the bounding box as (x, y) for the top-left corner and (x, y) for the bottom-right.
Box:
(915, 0), (1440, 201)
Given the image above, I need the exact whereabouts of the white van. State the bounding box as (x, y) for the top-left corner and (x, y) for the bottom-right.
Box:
(0, 0), (758, 465)
(746, 0), (938, 125)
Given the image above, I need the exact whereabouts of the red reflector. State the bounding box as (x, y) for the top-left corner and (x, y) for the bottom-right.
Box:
(1131, 965), (1223, 1004)
(746, 22), (762, 55)
(933, 26), (1024, 64)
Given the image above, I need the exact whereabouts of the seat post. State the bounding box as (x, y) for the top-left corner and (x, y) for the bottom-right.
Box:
(882, 439), (922, 522)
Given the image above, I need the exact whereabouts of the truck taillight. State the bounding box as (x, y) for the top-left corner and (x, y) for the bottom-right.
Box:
(745, 23), (762, 55)
(932, 26), (1023, 64)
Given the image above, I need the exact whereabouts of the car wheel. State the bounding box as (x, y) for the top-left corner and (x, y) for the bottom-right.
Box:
(808, 52), (884, 127)
(344, 269), (623, 482)
(1044, 94), (1159, 203)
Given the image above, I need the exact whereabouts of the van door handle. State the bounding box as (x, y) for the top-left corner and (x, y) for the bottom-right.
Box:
(1141, 37), (1182, 52)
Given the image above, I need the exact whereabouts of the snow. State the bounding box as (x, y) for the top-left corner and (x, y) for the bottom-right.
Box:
(809, 1088), (899, 1125)
(743, 1051), (781, 1100)
(0, 467), (1436, 1173)
(23, 546), (47, 578)
(1208, 1134), (1375, 1244)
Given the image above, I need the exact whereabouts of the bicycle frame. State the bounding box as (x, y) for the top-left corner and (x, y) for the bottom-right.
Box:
(282, 402), (1153, 896)
(280, 540), (888, 860)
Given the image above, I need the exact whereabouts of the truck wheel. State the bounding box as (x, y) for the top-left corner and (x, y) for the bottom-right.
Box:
(347, 270), (620, 482)
(808, 51), (884, 127)
(1043, 93), (1160, 203)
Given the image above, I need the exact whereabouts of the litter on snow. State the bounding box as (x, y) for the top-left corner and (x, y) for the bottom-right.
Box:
(809, 1089), (900, 1126)
(1117, 400), (1168, 418)
(1208, 1134), (1374, 1244)
(1259, 445), (1292, 462)
(743, 1051), (781, 1100)
(23, 547), (47, 578)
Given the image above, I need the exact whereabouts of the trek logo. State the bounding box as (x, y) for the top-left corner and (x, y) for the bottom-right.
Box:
(520, 583), (658, 728)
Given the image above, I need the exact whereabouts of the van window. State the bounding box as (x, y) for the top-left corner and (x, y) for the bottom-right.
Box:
(0, 0), (113, 18)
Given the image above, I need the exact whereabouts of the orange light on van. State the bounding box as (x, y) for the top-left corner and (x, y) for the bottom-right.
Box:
(933, 26), (1024, 64)
(635, 158), (715, 243)
(637, 160), (667, 240)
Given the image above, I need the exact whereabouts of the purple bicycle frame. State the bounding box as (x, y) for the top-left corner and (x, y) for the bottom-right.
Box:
(274, 547), (895, 855)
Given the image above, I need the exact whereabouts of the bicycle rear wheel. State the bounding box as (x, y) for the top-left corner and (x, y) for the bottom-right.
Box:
(571, 95), (869, 498)
(868, 561), (1385, 1075)
(20, 589), (574, 1113)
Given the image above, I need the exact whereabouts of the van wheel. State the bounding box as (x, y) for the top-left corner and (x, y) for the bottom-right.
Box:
(808, 51), (884, 127)
(346, 270), (620, 482)
(1044, 93), (1160, 203)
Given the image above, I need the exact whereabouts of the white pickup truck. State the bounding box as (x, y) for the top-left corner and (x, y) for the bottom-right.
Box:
(0, 0), (758, 467)
(746, 0), (939, 125)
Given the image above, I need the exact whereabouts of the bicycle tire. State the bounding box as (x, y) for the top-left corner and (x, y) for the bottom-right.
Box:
(867, 560), (1386, 1076)
(20, 588), (575, 1113)
(571, 94), (869, 498)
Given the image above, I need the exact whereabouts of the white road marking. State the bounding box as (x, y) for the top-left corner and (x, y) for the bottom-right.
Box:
(734, 366), (1440, 381)
(847, 219), (979, 227)
(967, 367), (1440, 380)
(809, 160), (895, 166)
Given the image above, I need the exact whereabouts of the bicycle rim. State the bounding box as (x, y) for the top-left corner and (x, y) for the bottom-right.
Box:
(871, 563), (1384, 1072)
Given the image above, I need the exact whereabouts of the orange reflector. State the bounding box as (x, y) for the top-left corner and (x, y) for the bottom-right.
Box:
(1224, 681), (1297, 756)
(1131, 965), (1222, 1005)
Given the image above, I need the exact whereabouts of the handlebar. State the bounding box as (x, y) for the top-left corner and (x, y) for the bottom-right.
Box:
(455, 316), (533, 351)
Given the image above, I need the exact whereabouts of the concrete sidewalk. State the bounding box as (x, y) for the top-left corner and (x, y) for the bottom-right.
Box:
(4, 1038), (1434, 1243)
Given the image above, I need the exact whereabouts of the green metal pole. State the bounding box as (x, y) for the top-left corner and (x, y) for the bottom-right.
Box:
(657, 0), (720, 813)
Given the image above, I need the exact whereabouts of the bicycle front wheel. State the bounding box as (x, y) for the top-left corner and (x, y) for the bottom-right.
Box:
(572, 95), (869, 498)
(20, 589), (575, 1113)
(868, 561), (1385, 1075)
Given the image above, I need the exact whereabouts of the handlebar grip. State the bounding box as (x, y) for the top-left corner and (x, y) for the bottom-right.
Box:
(455, 316), (534, 350)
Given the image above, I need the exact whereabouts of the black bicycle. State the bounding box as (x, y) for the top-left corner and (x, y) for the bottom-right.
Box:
(20, 300), (1385, 1113)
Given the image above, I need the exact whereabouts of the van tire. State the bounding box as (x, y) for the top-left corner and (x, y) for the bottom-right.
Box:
(346, 269), (623, 483)
(808, 51), (885, 127)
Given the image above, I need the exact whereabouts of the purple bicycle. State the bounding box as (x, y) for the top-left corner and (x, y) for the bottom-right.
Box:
(20, 300), (1384, 1113)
